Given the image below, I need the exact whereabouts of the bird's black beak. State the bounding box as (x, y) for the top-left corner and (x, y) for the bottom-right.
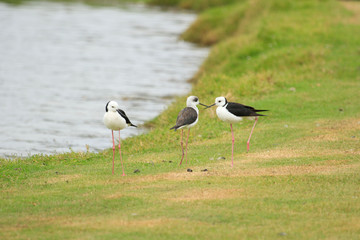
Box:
(205, 103), (216, 109)
(199, 103), (209, 108)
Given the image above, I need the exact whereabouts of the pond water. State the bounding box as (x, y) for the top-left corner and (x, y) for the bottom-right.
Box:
(0, 1), (208, 158)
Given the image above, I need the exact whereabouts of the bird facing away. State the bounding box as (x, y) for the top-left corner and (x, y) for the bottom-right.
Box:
(103, 101), (137, 175)
(206, 96), (268, 167)
(170, 96), (208, 165)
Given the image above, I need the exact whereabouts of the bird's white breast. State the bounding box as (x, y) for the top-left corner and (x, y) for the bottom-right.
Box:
(216, 106), (243, 123)
(103, 111), (127, 131)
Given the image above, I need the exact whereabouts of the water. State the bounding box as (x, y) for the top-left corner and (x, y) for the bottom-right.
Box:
(0, 1), (208, 158)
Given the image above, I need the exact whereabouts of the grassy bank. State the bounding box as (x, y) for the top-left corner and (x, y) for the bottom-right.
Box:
(1, 0), (360, 239)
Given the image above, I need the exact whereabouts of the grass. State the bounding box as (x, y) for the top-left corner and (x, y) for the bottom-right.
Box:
(1, 0), (360, 239)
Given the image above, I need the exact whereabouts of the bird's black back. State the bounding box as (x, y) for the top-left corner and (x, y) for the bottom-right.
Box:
(170, 107), (197, 130)
(226, 102), (268, 117)
(117, 109), (137, 127)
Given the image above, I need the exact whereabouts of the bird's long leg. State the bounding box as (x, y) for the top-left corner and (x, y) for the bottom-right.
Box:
(179, 129), (184, 165)
(230, 124), (234, 168)
(118, 131), (125, 176)
(247, 117), (258, 152)
(111, 130), (115, 175)
(185, 128), (190, 165)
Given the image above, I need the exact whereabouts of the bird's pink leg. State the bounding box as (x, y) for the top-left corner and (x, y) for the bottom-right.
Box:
(230, 124), (234, 168)
(185, 128), (190, 165)
(179, 129), (184, 165)
(118, 131), (125, 176)
(247, 117), (258, 152)
(111, 130), (115, 175)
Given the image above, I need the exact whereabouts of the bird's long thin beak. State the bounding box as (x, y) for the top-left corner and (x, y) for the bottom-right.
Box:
(205, 103), (216, 109)
(199, 102), (209, 108)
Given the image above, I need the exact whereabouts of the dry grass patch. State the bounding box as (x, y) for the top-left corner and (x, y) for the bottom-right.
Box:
(341, 1), (360, 25)
(245, 148), (360, 163)
(245, 149), (304, 161)
(102, 170), (208, 186)
(166, 188), (244, 202)
(333, 217), (360, 232)
(104, 192), (125, 199)
(46, 174), (82, 184)
(251, 163), (357, 176)
(250, 163), (358, 176)
(132, 171), (209, 184)
(303, 119), (360, 150)
(208, 160), (360, 177)
(8, 216), (172, 230)
(63, 217), (180, 229)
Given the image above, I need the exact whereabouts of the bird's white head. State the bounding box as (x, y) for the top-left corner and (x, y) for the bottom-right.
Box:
(215, 96), (227, 107)
(186, 96), (200, 108)
(105, 101), (119, 112)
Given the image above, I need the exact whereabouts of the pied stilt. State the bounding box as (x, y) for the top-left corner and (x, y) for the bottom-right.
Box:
(103, 101), (137, 175)
(170, 96), (207, 165)
(207, 96), (267, 167)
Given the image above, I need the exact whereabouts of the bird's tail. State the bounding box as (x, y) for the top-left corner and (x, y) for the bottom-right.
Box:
(170, 126), (178, 131)
(255, 109), (268, 116)
(129, 123), (137, 127)
(251, 109), (268, 116)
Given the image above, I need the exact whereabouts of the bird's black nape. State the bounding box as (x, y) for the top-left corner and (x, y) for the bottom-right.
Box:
(105, 101), (110, 112)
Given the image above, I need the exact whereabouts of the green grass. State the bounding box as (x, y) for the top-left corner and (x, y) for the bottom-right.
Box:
(1, 0), (360, 239)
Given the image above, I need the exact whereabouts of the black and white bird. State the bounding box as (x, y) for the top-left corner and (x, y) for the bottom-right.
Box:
(103, 101), (137, 175)
(207, 96), (267, 167)
(170, 96), (208, 165)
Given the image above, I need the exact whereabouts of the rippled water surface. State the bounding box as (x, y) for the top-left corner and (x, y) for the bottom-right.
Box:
(0, 1), (208, 157)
